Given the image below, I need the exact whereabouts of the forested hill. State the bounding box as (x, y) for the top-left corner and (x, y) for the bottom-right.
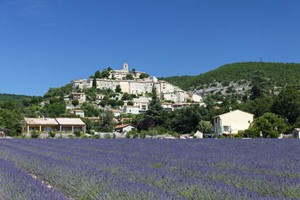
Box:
(0, 93), (33, 103)
(161, 62), (300, 91)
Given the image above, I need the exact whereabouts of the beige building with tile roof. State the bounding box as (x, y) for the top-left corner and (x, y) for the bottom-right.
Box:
(24, 118), (59, 133)
(23, 117), (86, 133)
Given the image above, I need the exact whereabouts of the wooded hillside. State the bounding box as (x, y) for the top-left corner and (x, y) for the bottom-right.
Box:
(161, 62), (300, 91)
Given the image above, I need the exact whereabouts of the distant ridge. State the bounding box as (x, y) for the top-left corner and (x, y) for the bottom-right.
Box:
(161, 62), (300, 91)
(0, 93), (35, 103)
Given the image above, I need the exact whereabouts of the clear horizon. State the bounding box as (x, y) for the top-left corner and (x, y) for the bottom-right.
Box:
(0, 0), (299, 96)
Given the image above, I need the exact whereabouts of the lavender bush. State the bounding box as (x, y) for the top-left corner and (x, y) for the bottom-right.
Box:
(0, 139), (299, 199)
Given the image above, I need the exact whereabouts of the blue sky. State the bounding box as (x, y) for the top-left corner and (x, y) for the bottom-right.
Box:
(0, 0), (299, 96)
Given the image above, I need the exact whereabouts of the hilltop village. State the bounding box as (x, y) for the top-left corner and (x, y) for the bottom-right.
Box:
(18, 62), (206, 139)
(70, 62), (204, 116)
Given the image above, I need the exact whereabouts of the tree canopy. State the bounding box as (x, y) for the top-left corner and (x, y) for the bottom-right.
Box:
(246, 113), (288, 138)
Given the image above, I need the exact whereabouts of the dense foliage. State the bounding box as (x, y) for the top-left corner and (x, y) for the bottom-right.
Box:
(0, 139), (299, 199)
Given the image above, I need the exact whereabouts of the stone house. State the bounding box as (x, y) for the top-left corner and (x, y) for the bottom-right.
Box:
(71, 93), (86, 103)
(133, 97), (150, 112)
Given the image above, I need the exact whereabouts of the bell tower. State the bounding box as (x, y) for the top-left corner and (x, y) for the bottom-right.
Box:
(123, 61), (129, 72)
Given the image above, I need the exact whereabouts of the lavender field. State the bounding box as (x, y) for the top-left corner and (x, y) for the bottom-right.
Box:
(0, 139), (299, 200)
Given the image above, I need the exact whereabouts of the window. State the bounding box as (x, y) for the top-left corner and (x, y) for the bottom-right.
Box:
(223, 126), (230, 132)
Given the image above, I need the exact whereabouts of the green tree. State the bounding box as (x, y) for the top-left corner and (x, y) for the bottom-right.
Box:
(249, 71), (270, 100)
(145, 88), (163, 120)
(138, 88), (165, 130)
(100, 110), (114, 132)
(81, 102), (100, 117)
(22, 98), (32, 107)
(94, 70), (101, 78)
(247, 112), (288, 138)
(121, 93), (133, 101)
(84, 88), (97, 101)
(72, 99), (79, 107)
(139, 73), (149, 79)
(171, 105), (201, 134)
(125, 74), (134, 80)
(0, 108), (22, 135)
(44, 84), (72, 99)
(241, 96), (273, 117)
(115, 85), (122, 93)
(127, 101), (134, 106)
(43, 102), (66, 118)
(117, 100), (124, 107)
(197, 120), (212, 134)
(272, 86), (300, 124)
(108, 99), (118, 108)
(92, 77), (97, 88)
(101, 69), (110, 78)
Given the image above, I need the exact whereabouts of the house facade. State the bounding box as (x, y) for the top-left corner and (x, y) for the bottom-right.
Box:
(55, 118), (86, 132)
(71, 93), (86, 103)
(24, 118), (59, 133)
(213, 110), (254, 136)
(133, 97), (150, 112)
(124, 106), (140, 114)
(114, 124), (136, 133)
(24, 118), (86, 133)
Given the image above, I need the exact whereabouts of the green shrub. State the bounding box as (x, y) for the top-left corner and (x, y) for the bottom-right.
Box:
(74, 130), (81, 137)
(49, 131), (56, 138)
(104, 133), (111, 139)
(93, 134), (100, 139)
(31, 130), (39, 138)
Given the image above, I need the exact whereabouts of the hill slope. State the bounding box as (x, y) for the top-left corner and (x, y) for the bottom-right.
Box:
(0, 93), (34, 103)
(161, 62), (300, 94)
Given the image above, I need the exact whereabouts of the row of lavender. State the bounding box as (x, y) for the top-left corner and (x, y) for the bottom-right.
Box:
(0, 157), (64, 199)
(0, 139), (299, 199)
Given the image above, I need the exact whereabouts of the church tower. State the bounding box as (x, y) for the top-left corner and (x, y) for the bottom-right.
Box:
(123, 61), (129, 72)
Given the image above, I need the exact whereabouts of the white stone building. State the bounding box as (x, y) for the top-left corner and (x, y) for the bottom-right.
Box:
(73, 110), (85, 118)
(114, 124), (136, 133)
(124, 105), (140, 114)
(188, 94), (203, 103)
(133, 97), (151, 112)
(213, 110), (254, 136)
(71, 93), (86, 103)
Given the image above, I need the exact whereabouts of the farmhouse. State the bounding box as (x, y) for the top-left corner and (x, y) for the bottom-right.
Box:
(213, 110), (254, 136)
(114, 124), (136, 133)
(24, 117), (86, 133)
